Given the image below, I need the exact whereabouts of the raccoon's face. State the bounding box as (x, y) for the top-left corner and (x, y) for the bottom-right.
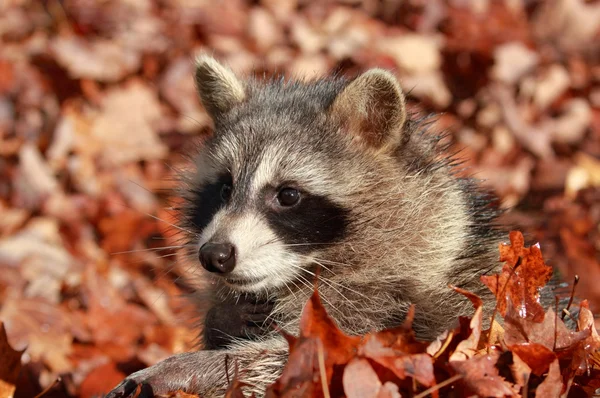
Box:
(183, 56), (408, 294)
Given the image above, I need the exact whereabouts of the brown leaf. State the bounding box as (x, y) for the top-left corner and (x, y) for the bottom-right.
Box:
(570, 300), (600, 376)
(449, 286), (483, 361)
(360, 336), (435, 388)
(358, 306), (435, 388)
(52, 36), (141, 82)
(0, 322), (24, 398)
(534, 359), (562, 398)
(79, 362), (126, 398)
(451, 354), (517, 397)
(481, 231), (553, 322)
(510, 352), (532, 389)
(504, 304), (590, 353)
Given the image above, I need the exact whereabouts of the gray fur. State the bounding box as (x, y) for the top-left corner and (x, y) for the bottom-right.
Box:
(108, 56), (505, 398)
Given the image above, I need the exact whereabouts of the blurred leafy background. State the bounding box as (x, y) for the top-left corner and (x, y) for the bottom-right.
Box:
(0, 0), (599, 396)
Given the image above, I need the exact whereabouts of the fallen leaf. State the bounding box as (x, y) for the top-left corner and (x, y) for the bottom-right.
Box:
(534, 359), (562, 398)
(343, 358), (382, 398)
(451, 354), (517, 397)
(508, 343), (557, 376)
(506, 303), (590, 350)
(481, 231), (553, 322)
(0, 322), (24, 398)
(449, 286), (484, 361)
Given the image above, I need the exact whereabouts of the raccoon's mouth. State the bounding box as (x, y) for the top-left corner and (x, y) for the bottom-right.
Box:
(223, 276), (266, 289)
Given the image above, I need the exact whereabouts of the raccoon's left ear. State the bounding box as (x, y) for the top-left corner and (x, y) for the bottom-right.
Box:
(329, 69), (407, 150)
(194, 55), (246, 119)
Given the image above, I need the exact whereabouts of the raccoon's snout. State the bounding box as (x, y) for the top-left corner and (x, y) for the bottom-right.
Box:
(199, 242), (236, 274)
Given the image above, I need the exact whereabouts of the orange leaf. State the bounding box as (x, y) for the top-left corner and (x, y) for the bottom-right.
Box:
(481, 231), (553, 322)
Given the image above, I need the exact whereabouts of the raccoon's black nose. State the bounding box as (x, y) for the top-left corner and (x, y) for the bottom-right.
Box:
(199, 243), (236, 274)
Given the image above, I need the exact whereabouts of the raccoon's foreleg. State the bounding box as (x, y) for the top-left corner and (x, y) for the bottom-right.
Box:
(204, 299), (275, 349)
(106, 337), (288, 398)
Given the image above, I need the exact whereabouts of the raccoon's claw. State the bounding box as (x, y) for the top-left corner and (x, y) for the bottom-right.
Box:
(106, 378), (155, 398)
(106, 359), (187, 398)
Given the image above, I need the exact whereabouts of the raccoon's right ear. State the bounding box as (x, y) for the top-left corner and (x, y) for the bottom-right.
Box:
(194, 55), (246, 118)
(329, 69), (407, 151)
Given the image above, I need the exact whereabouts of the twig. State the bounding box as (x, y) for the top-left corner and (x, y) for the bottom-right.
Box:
(561, 275), (579, 320)
(413, 374), (463, 398)
(33, 377), (62, 398)
(553, 296), (559, 351)
(562, 308), (578, 325)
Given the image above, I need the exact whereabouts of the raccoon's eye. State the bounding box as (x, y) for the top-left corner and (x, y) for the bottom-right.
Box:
(277, 187), (301, 207)
(220, 183), (232, 202)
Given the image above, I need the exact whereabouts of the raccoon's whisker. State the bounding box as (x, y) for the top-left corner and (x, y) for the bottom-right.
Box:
(309, 256), (354, 268)
(295, 274), (346, 317)
(111, 245), (190, 255)
(282, 281), (297, 301)
(278, 242), (346, 247)
(289, 265), (359, 316)
(293, 257), (373, 303)
(181, 113), (209, 129)
(145, 213), (195, 235)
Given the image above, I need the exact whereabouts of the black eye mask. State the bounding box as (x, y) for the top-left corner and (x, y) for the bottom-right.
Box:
(262, 192), (350, 254)
(187, 173), (232, 232)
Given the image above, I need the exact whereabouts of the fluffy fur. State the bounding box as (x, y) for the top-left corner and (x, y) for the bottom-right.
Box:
(107, 56), (504, 398)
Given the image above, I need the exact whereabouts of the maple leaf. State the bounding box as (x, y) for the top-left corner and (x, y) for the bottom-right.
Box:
(0, 322), (24, 398)
(267, 289), (361, 397)
(449, 286), (483, 361)
(509, 351), (532, 389)
(481, 231), (553, 322)
(504, 303), (590, 353)
(451, 354), (518, 397)
(342, 358), (403, 398)
(569, 300), (600, 377)
(357, 306), (435, 389)
(534, 359), (562, 398)
(509, 343), (557, 376)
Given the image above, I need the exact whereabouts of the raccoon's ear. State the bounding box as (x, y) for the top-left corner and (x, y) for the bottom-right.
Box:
(194, 55), (246, 118)
(330, 69), (407, 150)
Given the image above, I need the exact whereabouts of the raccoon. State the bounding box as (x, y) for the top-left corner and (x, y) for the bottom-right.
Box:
(107, 55), (503, 397)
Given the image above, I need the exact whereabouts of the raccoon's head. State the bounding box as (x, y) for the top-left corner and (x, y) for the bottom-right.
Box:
(181, 55), (411, 294)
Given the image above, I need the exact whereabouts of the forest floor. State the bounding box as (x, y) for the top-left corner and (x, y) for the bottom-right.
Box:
(0, 0), (599, 397)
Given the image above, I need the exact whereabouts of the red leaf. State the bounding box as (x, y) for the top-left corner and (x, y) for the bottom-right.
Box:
(508, 343), (557, 376)
(268, 289), (361, 396)
(298, 289), (361, 375)
(79, 362), (126, 398)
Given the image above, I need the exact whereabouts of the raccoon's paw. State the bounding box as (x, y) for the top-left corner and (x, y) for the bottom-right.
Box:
(106, 354), (199, 398)
(204, 300), (275, 349)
